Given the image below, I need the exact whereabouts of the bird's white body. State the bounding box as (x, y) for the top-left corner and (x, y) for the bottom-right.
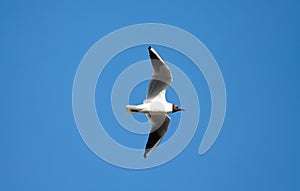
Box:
(126, 101), (173, 114)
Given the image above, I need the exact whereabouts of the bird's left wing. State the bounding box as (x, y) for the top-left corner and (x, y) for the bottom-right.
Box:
(144, 114), (171, 158)
(145, 47), (173, 102)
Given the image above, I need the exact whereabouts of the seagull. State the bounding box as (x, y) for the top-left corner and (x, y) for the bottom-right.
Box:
(126, 46), (184, 158)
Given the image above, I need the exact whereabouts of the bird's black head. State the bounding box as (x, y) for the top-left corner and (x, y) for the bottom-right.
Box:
(172, 104), (185, 113)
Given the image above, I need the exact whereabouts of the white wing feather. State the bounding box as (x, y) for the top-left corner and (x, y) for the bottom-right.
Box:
(145, 47), (172, 103)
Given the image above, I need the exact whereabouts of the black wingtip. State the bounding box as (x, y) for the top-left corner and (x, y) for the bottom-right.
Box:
(148, 46), (158, 59)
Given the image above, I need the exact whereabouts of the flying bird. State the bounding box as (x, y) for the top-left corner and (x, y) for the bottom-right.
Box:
(126, 46), (184, 158)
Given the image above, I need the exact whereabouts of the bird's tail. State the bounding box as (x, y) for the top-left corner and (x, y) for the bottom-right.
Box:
(125, 105), (142, 114)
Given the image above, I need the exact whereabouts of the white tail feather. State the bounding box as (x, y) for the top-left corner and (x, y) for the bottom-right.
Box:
(125, 105), (141, 114)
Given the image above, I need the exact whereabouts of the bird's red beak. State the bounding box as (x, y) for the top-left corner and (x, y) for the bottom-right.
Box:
(179, 108), (185, 111)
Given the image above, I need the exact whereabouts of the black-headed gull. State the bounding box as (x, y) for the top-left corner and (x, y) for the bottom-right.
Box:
(126, 46), (184, 158)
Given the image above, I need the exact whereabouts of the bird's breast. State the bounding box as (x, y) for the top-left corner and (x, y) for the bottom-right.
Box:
(141, 101), (172, 114)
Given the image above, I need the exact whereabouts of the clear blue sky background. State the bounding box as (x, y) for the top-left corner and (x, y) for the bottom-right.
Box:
(1, 0), (299, 190)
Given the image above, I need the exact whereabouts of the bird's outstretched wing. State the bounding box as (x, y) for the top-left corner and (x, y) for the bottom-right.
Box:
(145, 46), (173, 102)
(144, 114), (171, 158)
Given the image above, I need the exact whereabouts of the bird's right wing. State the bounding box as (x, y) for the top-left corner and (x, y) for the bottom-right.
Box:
(144, 114), (171, 158)
(146, 47), (173, 102)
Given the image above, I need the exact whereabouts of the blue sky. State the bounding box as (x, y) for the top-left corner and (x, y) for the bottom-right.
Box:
(1, 0), (299, 190)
